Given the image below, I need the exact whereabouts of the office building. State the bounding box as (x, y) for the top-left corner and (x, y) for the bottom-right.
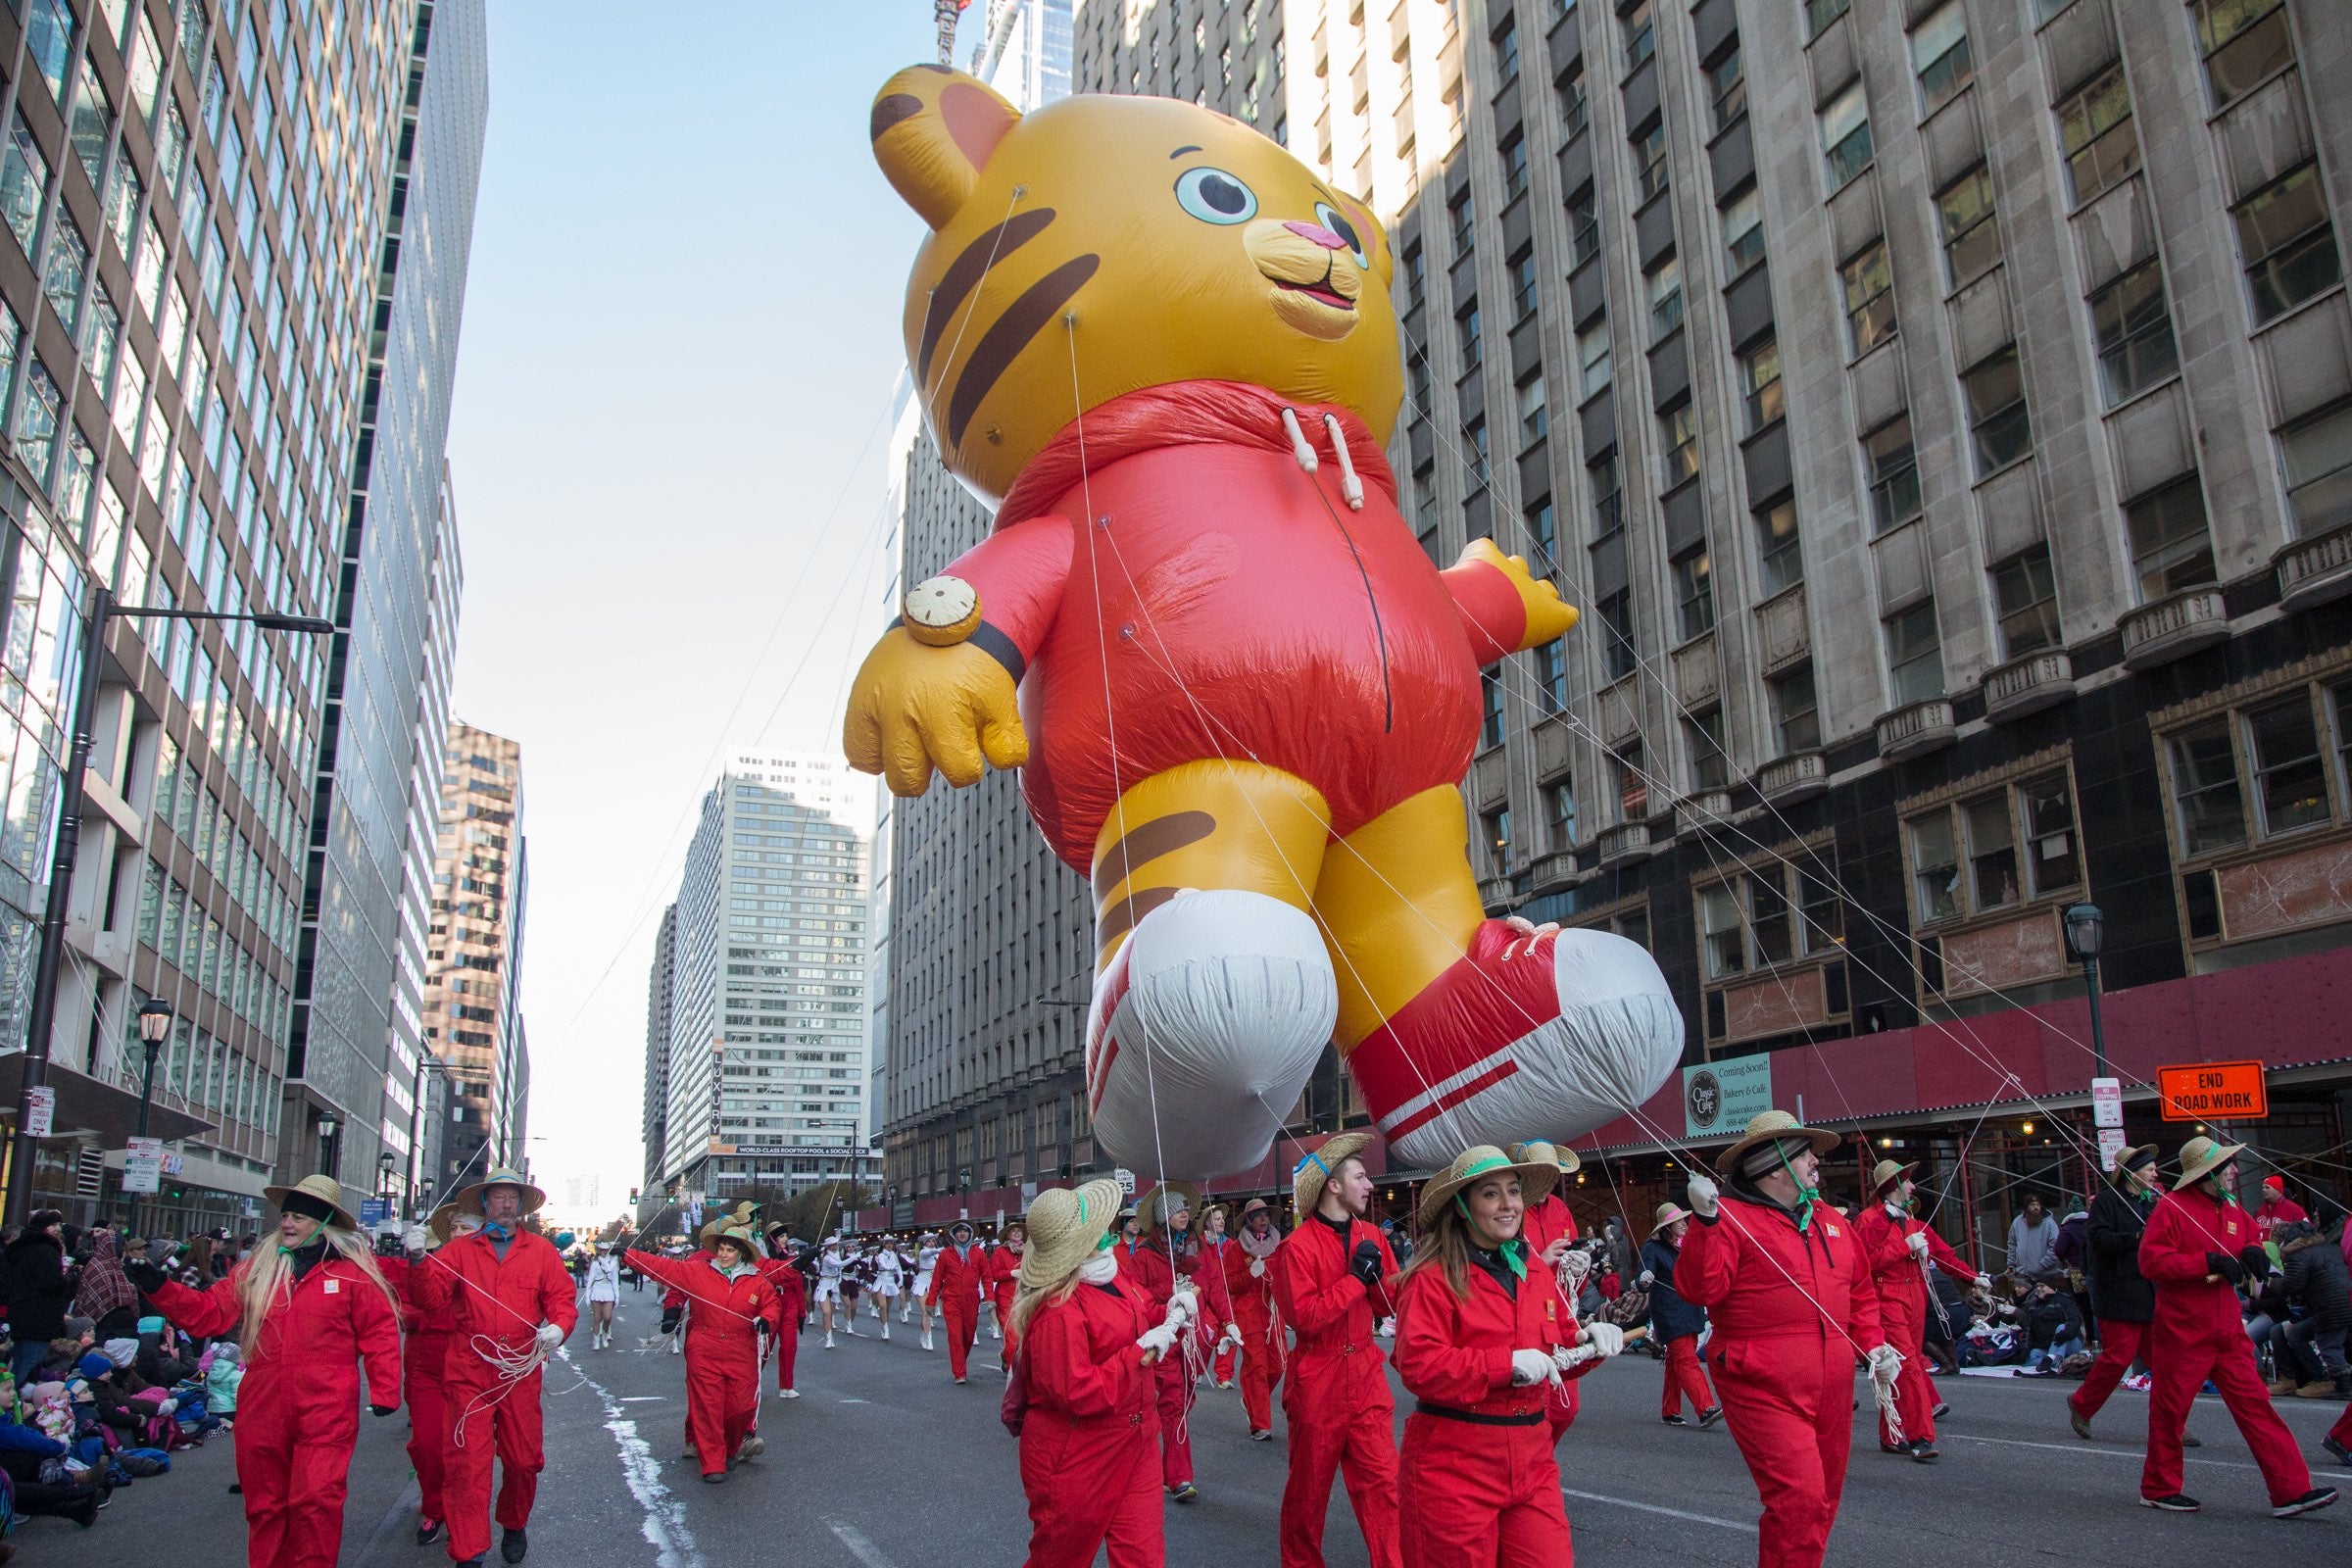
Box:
(395, 466), (461, 1208)
(973, 0), (1073, 110)
(639, 901), (675, 1213)
(649, 750), (874, 1203)
(417, 718), (523, 1197)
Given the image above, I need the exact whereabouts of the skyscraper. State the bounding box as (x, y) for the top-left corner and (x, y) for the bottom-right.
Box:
(639, 902), (675, 1215)
(417, 719), (522, 1197)
(973, 0), (1072, 111)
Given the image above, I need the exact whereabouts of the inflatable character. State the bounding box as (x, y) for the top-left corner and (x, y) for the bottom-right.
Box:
(846, 67), (1681, 1177)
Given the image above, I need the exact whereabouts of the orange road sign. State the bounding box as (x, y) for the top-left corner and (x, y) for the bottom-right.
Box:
(2155, 1060), (2268, 1122)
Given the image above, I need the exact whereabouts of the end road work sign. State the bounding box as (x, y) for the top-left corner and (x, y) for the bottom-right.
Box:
(2155, 1060), (2268, 1122)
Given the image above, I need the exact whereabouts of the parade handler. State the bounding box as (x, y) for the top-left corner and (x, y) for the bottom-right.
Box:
(128, 1174), (403, 1568)
(1856, 1158), (1984, 1462)
(987, 1220), (1027, 1365)
(379, 1203), (482, 1546)
(758, 1224), (807, 1398)
(1507, 1141), (1585, 1438)
(1677, 1111), (1897, 1568)
(927, 1219), (990, 1384)
(405, 1166), (578, 1566)
(626, 1225), (785, 1483)
(2133, 1135), (2334, 1518)
(1223, 1198), (1287, 1441)
(1128, 1182), (1206, 1501)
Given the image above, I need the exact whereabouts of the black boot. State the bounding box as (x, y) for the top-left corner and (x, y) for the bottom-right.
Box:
(502, 1527), (529, 1563)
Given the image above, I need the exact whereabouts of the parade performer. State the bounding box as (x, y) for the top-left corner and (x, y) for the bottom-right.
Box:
(910, 1231), (941, 1342)
(988, 1220), (1028, 1367)
(2133, 1135), (2335, 1517)
(1008, 1179), (1175, 1568)
(127, 1174), (403, 1568)
(404, 1166), (577, 1567)
(583, 1243), (621, 1349)
(814, 1239), (848, 1348)
(2071, 1144), (2161, 1440)
(1393, 1147), (1624, 1568)
(1640, 1200), (1718, 1429)
(1194, 1205), (1241, 1390)
(1677, 1110), (1897, 1568)
(1507, 1141), (1585, 1438)
(382, 1203), (482, 1546)
(1272, 1132), (1402, 1568)
(870, 1239), (904, 1340)
(625, 1225), (785, 1484)
(758, 1225), (806, 1398)
(1128, 1184), (1206, 1502)
(1857, 1158), (1984, 1462)
(1223, 1199), (1287, 1441)
(927, 1220), (990, 1384)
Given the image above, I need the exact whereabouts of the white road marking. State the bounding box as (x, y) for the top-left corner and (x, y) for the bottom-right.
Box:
(564, 1350), (706, 1568)
(838, 1397), (869, 1404)
(1942, 1433), (2258, 1471)
(619, 1396), (666, 1402)
(1561, 1486), (1758, 1533)
(826, 1518), (899, 1568)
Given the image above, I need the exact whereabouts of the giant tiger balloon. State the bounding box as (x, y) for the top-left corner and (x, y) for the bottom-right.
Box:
(846, 67), (1682, 1178)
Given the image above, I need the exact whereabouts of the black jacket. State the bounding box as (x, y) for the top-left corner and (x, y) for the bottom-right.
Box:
(2278, 1222), (2350, 1332)
(1, 1232), (75, 1343)
(1639, 1237), (1707, 1342)
(2084, 1182), (2157, 1324)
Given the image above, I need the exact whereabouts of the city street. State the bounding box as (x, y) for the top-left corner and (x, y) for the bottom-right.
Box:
(15, 1287), (2347, 1566)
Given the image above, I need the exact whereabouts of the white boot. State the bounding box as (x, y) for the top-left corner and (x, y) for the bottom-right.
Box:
(881, 1322), (891, 1341)
(923, 1330), (935, 1352)
(824, 1330), (836, 1349)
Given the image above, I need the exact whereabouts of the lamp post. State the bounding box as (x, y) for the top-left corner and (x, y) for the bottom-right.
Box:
(3, 587), (337, 1226)
(2063, 902), (2108, 1082)
(125, 999), (174, 1234)
(416, 1176), (435, 1222)
(318, 1113), (340, 1180)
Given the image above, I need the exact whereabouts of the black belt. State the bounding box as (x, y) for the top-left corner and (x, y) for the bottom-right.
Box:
(1413, 1399), (1544, 1427)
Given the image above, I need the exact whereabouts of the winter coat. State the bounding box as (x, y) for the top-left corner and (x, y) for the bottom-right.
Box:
(1639, 1237), (1707, 1343)
(205, 1350), (243, 1413)
(2278, 1221), (2350, 1332)
(2083, 1181), (2157, 1324)
(1, 1232), (75, 1343)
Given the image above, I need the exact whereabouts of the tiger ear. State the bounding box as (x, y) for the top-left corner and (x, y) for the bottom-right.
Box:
(870, 66), (1022, 231)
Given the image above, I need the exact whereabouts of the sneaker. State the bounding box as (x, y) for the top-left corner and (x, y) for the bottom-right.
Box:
(2182, 1432), (2202, 1448)
(736, 1435), (764, 1459)
(682, 1440), (697, 1460)
(779, 1388), (801, 1399)
(1881, 1443), (1909, 1456)
(1932, 1401), (1949, 1420)
(2273, 1488), (2337, 1519)
(1908, 1439), (1938, 1463)
(2070, 1408), (2092, 1441)
(2141, 1494), (2201, 1513)
(2124, 1372), (2153, 1392)
(2270, 1377), (2301, 1396)
(1250, 1429), (1273, 1442)
(1662, 1414), (1689, 1426)
(702, 1472), (726, 1485)
(955, 1376), (966, 1385)
(1170, 1482), (1198, 1504)
(2321, 1435), (2350, 1467)
(1697, 1406), (1724, 1429)
(417, 1518), (444, 1546)
(2294, 1383), (2336, 1399)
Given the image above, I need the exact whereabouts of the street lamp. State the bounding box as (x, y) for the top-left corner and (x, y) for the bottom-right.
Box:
(416, 1176), (435, 1221)
(378, 1150), (397, 1200)
(124, 999), (174, 1234)
(3, 587), (338, 1226)
(318, 1114), (340, 1179)
(2062, 902), (2108, 1082)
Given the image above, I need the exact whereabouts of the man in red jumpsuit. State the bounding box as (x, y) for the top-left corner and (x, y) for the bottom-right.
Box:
(758, 1225), (806, 1398)
(1223, 1198), (1286, 1441)
(2134, 1135), (2335, 1517)
(383, 1204), (480, 1546)
(1509, 1140), (1584, 1438)
(624, 1226), (784, 1483)
(1678, 1110), (1896, 1568)
(1271, 1132), (1402, 1568)
(406, 1167), (578, 1567)
(1856, 1158), (1984, 1461)
(1126, 1184), (1204, 1501)
(925, 1220), (988, 1384)
(1193, 1204), (1241, 1390)
(986, 1220), (1026, 1368)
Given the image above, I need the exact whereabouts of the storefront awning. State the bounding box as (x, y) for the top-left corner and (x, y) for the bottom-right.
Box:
(0, 1053), (215, 1146)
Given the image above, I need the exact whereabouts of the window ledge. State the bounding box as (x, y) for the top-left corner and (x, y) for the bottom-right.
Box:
(1876, 698), (1957, 761)
(1739, 414), (1788, 453)
(2097, 368), (2184, 419)
(1704, 111), (1750, 154)
(2249, 281), (2348, 342)
(2276, 522), (2352, 613)
(1595, 820), (1652, 866)
(1969, 451), (2037, 491)
(1844, 328), (1900, 373)
(2120, 587), (2229, 670)
(1755, 750), (1828, 806)
(1824, 158), (1877, 200)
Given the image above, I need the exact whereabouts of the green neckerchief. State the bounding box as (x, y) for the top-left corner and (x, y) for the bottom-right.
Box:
(1776, 1143), (1824, 1233)
(1453, 1196), (1528, 1278)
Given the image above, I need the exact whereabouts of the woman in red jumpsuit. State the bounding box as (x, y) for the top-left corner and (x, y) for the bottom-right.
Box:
(126, 1173), (404, 1568)
(2134, 1135), (2334, 1517)
(1856, 1159), (1985, 1462)
(626, 1226), (785, 1482)
(926, 1220), (989, 1384)
(1393, 1147), (1624, 1568)
(380, 1203), (482, 1546)
(758, 1225), (806, 1398)
(1222, 1199), (1286, 1441)
(1193, 1205), (1240, 1389)
(1126, 1183), (1204, 1502)
(1507, 1141), (1583, 1439)
(1010, 1178), (1177, 1568)
(988, 1220), (1027, 1367)
(1676, 1111), (1897, 1568)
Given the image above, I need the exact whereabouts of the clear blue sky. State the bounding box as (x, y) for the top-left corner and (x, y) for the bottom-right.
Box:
(443, 4), (975, 1211)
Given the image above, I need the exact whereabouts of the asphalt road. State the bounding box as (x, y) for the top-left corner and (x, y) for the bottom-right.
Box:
(16, 1286), (2348, 1565)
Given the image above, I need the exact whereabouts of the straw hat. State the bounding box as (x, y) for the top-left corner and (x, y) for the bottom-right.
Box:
(1136, 1180), (1200, 1240)
(1018, 1179), (1125, 1293)
(1870, 1159), (1917, 1197)
(1652, 1200), (1692, 1234)
(426, 1202), (483, 1246)
(1238, 1198), (1275, 1223)
(1293, 1131), (1376, 1215)
(454, 1165), (546, 1217)
(708, 1224), (757, 1262)
(2175, 1135), (2244, 1190)
(1415, 1145), (1553, 1229)
(1711, 1109), (1840, 1178)
(262, 1173), (358, 1231)
(2108, 1143), (2159, 1181)
(1505, 1141), (1579, 1205)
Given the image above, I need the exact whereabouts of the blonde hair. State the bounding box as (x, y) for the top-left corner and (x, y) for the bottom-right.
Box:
(1008, 1274), (1080, 1340)
(232, 1224), (401, 1361)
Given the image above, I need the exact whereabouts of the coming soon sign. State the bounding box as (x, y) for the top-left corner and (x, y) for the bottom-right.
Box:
(2155, 1060), (2269, 1122)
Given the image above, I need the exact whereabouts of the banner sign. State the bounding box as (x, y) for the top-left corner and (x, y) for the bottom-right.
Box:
(1685, 1054), (1773, 1139)
(2155, 1060), (2267, 1122)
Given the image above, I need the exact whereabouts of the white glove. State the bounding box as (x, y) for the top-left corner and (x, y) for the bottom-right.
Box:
(1136, 1324), (1177, 1357)
(1905, 1231), (1930, 1258)
(1163, 1290), (1196, 1331)
(1377, 1316), (1396, 1338)
(1581, 1321), (1626, 1359)
(1509, 1348), (1557, 1386)
(1973, 1274), (1991, 1290)
(1638, 1270), (1655, 1288)
(402, 1224), (429, 1255)
(1218, 1323), (1244, 1353)
(1866, 1344), (1902, 1388)
(1249, 1258), (1266, 1278)
(1686, 1173), (1719, 1219)
(535, 1323), (564, 1351)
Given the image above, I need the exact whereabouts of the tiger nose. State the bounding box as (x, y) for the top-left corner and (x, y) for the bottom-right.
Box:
(1284, 220), (1348, 251)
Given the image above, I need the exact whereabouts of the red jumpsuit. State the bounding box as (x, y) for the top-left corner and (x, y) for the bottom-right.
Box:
(1125, 1238), (1202, 1489)
(1394, 1258), (1590, 1568)
(1855, 1205), (1975, 1447)
(1019, 1275), (1163, 1568)
(381, 1256), (458, 1526)
(1272, 1215), (1403, 1568)
(1221, 1237), (1286, 1433)
(1678, 1195), (1885, 1568)
(926, 1243), (989, 1381)
(987, 1245), (1024, 1364)
(758, 1257), (805, 1391)
(149, 1252), (402, 1568)
(626, 1250), (783, 1477)
(409, 1229), (578, 1565)
(1522, 1194), (1583, 1436)
(1193, 1237), (1241, 1385)
(2135, 1185), (2313, 1505)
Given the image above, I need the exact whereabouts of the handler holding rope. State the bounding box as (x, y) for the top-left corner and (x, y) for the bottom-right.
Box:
(405, 1165), (576, 1567)
(1678, 1110), (1897, 1568)
(626, 1223), (784, 1483)
(1856, 1158), (1984, 1463)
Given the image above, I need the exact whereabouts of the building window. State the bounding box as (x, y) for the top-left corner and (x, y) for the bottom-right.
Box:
(2, 115), (52, 255)
(1936, 164), (1999, 287)
(1910, 4), (1973, 117)
(1518, 374), (1548, 447)
(1544, 776), (1577, 850)
(1841, 240), (1895, 356)
(2193, 0), (2292, 110)
(1499, 131), (1529, 203)
(1526, 496), (1558, 564)
(1806, 0), (1850, 42)
(2169, 719), (2245, 857)
(1616, 739), (1648, 820)
(1757, 500), (1803, 594)
(2124, 475), (2216, 601)
(1449, 188), (1475, 257)
(1559, 64), (1589, 138)
(1707, 42), (1746, 135)
(1458, 303), (1483, 371)
(1906, 769), (2081, 924)
(1481, 806), (1511, 875)
(1646, 256), (1683, 343)
(1494, 15), (1520, 83)
(1884, 601), (1945, 706)
(2057, 65), (2137, 207)
(1864, 416), (1921, 534)
(1819, 81), (1872, 193)
(2233, 163), (2341, 326)
(1658, 403), (1697, 487)
(1481, 672), (1506, 750)
(1773, 664), (1820, 754)
(1468, 416), (1491, 485)
(1596, 590), (1636, 682)
(1673, 547), (1716, 642)
(1509, 248), (1539, 320)
(1577, 318), (1612, 399)
(1721, 187), (1764, 276)
(1536, 639), (1567, 712)
(2089, 260), (2180, 406)
(2246, 696), (2328, 836)
(1632, 119), (1668, 204)
(1687, 707), (1731, 792)
(1740, 335), (1784, 432)
(1701, 864), (1841, 980)
(1963, 343), (2032, 473)
(1699, 883), (1746, 978)
(2278, 401), (2352, 537)
(1401, 243), (1426, 314)
(1590, 453), (1623, 540)
(1622, 1), (1654, 70)
(1992, 544), (2060, 658)
(1567, 185), (1599, 266)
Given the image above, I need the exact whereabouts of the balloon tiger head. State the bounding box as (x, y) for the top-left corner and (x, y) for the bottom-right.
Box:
(870, 65), (1403, 505)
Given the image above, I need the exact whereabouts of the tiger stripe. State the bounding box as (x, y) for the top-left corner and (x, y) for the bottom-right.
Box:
(916, 209), (1058, 386)
(944, 254), (1101, 449)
